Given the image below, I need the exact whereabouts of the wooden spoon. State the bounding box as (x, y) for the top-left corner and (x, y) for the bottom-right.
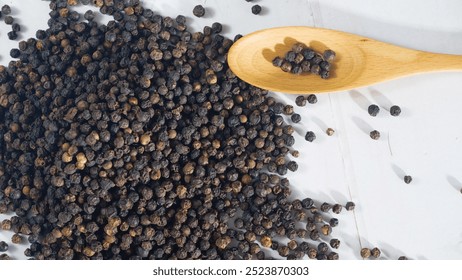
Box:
(227, 26), (462, 94)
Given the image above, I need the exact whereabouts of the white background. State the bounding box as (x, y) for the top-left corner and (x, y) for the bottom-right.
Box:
(1, 0), (462, 260)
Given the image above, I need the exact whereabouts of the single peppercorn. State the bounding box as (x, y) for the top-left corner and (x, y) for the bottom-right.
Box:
(0, 253), (10, 260)
(370, 130), (380, 140)
(368, 104), (380, 116)
(0, 241), (8, 252)
(291, 113), (301, 123)
(4, 15), (14, 24)
(307, 94), (318, 104)
(360, 248), (371, 259)
(251, 5), (262, 15)
(192, 5), (205, 17)
(12, 23), (21, 32)
(332, 204), (342, 214)
(1, 5), (11, 15)
(7, 31), (18, 40)
(371, 247), (381, 258)
(305, 131), (316, 142)
(390, 105), (401, 116)
(404, 175), (412, 184)
(320, 202), (331, 212)
(323, 49), (336, 62)
(11, 234), (22, 244)
(329, 218), (339, 227)
(345, 202), (355, 211)
(329, 239), (340, 249)
(398, 256), (408, 260)
(326, 128), (335, 136)
(295, 96), (306, 107)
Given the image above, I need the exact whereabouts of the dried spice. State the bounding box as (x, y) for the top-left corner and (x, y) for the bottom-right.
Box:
(326, 128), (335, 136)
(305, 131), (316, 142)
(0, 241), (8, 252)
(368, 104), (380, 117)
(404, 175), (412, 184)
(0, 0), (356, 261)
(345, 202), (355, 211)
(251, 5), (262, 15)
(371, 247), (381, 258)
(360, 248), (371, 259)
(329, 239), (340, 249)
(370, 130), (380, 140)
(390, 105), (401, 116)
(192, 5), (205, 17)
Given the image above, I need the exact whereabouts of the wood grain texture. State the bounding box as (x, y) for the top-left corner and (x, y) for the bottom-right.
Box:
(227, 26), (462, 94)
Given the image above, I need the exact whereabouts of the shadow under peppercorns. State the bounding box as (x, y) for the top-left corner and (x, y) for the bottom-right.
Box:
(351, 115), (374, 135)
(311, 115), (329, 133)
(329, 190), (350, 205)
(349, 89), (371, 112)
(378, 241), (413, 260)
(446, 175), (462, 193)
(391, 163), (406, 180)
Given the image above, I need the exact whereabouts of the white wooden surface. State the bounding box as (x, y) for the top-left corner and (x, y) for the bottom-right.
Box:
(1, 0), (462, 260)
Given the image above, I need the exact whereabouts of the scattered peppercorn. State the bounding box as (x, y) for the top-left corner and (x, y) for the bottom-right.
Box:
(4, 15), (14, 24)
(370, 130), (380, 140)
(295, 96), (306, 107)
(291, 113), (301, 123)
(0, 241), (8, 252)
(1, 5), (11, 15)
(371, 247), (381, 258)
(345, 202), (355, 211)
(7, 31), (18, 40)
(390, 105), (401, 116)
(329, 239), (340, 249)
(251, 5), (262, 15)
(11, 23), (21, 32)
(305, 131), (316, 142)
(11, 234), (22, 244)
(368, 104), (380, 116)
(326, 128), (335, 136)
(404, 175), (412, 184)
(0, 253), (10, 260)
(193, 5), (205, 17)
(398, 256), (408, 260)
(360, 248), (371, 259)
(332, 204), (342, 214)
(329, 218), (339, 227)
(307, 94), (318, 104)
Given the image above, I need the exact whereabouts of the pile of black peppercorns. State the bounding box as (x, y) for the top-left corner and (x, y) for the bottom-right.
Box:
(272, 42), (335, 79)
(0, 0), (351, 260)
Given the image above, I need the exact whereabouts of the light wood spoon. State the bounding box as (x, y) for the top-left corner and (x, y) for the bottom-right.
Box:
(227, 26), (462, 94)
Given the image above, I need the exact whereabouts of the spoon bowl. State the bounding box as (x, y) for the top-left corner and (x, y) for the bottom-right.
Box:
(228, 26), (462, 94)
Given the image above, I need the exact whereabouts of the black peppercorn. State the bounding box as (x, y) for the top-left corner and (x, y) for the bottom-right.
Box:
(1, 5), (11, 15)
(11, 234), (22, 244)
(193, 5), (205, 17)
(305, 131), (316, 142)
(290, 114), (301, 123)
(307, 94), (317, 104)
(345, 202), (355, 211)
(320, 202), (331, 212)
(398, 256), (408, 260)
(371, 247), (381, 258)
(368, 104), (380, 116)
(329, 238), (340, 249)
(251, 5), (262, 15)
(390, 105), (401, 116)
(329, 218), (339, 227)
(7, 31), (18, 40)
(295, 96), (306, 107)
(0, 253), (10, 260)
(370, 130), (380, 140)
(4, 15), (13, 24)
(404, 175), (412, 184)
(332, 204), (342, 214)
(12, 23), (21, 32)
(0, 241), (8, 252)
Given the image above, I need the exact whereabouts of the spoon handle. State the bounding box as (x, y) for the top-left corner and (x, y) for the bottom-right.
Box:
(412, 52), (462, 72)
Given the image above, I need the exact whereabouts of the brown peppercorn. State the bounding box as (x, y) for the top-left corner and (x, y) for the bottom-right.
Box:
(1, 219), (12, 230)
(371, 247), (381, 258)
(11, 233), (23, 244)
(326, 128), (335, 136)
(360, 248), (371, 259)
(215, 236), (231, 250)
(260, 235), (272, 248)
